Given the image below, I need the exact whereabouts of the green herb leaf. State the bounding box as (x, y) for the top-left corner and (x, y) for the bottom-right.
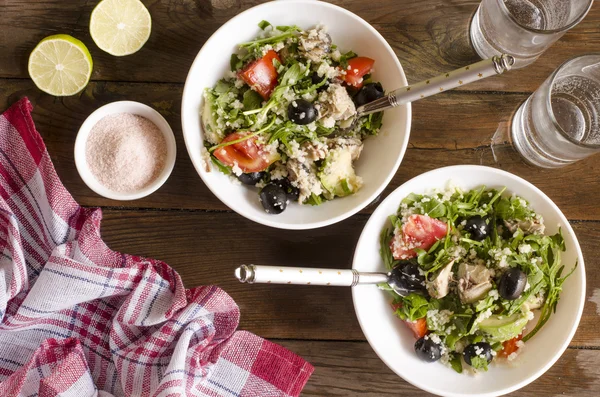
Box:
(280, 62), (304, 85)
(258, 20), (271, 30)
(230, 54), (243, 71)
(380, 228), (398, 271)
(211, 156), (231, 175)
(394, 293), (429, 322)
(304, 193), (324, 206)
(469, 355), (489, 371)
(421, 198), (447, 218)
(276, 25), (295, 31)
(449, 353), (463, 373)
(243, 89), (263, 111)
(214, 79), (232, 94)
(239, 28), (300, 49)
(389, 215), (402, 229)
(339, 50), (357, 67)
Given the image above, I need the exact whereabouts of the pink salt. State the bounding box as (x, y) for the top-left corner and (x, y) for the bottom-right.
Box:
(86, 113), (167, 194)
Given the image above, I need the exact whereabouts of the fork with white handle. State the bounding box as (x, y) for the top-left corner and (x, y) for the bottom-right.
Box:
(235, 263), (425, 297)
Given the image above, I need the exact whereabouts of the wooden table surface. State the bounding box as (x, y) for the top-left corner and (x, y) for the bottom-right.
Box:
(3, 0), (600, 395)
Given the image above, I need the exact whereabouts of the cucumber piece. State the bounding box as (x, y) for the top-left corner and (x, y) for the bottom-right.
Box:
(201, 91), (223, 144)
(478, 312), (530, 343)
(318, 148), (362, 198)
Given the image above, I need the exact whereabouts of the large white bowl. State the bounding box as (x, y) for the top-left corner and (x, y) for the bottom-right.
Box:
(352, 165), (585, 397)
(181, 0), (411, 229)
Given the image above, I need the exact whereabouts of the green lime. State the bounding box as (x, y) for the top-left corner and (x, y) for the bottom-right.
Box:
(90, 0), (152, 56)
(28, 34), (93, 96)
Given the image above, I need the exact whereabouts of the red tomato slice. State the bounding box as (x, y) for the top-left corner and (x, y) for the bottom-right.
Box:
(390, 214), (448, 260)
(499, 334), (523, 357)
(343, 57), (375, 88)
(213, 132), (278, 173)
(238, 50), (281, 100)
(404, 317), (428, 339)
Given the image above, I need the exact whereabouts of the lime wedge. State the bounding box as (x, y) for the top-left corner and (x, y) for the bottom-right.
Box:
(28, 34), (93, 96)
(90, 0), (152, 56)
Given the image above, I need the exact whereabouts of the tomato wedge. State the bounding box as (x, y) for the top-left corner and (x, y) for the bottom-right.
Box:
(390, 214), (448, 260)
(404, 317), (428, 339)
(238, 50), (281, 100)
(213, 132), (278, 173)
(499, 334), (523, 357)
(343, 57), (375, 88)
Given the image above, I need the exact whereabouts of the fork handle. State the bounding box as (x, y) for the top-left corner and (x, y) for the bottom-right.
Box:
(357, 54), (514, 116)
(234, 265), (388, 286)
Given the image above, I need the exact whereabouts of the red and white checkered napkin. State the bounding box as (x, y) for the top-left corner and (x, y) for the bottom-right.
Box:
(0, 98), (313, 396)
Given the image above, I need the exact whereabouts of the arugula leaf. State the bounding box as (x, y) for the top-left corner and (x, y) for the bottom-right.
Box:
(495, 195), (536, 221)
(389, 215), (402, 229)
(214, 79), (232, 94)
(258, 20), (271, 30)
(400, 193), (422, 208)
(280, 62), (304, 85)
(243, 89), (263, 111)
(380, 228), (397, 271)
(394, 293), (429, 322)
(339, 50), (357, 67)
(268, 123), (294, 151)
(523, 251), (577, 341)
(474, 293), (497, 313)
(239, 27), (300, 49)
(210, 156), (231, 175)
(551, 228), (566, 250)
(449, 353), (463, 373)
(469, 356), (489, 371)
(361, 112), (384, 135)
(230, 54), (243, 71)
(276, 25), (296, 32)
(421, 198), (446, 218)
(304, 193), (324, 206)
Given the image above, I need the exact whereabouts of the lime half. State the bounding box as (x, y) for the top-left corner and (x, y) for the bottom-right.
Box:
(90, 0), (152, 56)
(28, 34), (93, 96)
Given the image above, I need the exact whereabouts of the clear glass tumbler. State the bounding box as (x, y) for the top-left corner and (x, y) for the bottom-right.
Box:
(470, 0), (593, 69)
(511, 54), (600, 168)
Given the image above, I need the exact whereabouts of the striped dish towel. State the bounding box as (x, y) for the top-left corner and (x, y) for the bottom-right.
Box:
(0, 98), (313, 396)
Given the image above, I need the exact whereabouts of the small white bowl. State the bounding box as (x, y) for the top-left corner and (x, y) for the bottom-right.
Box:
(74, 101), (176, 201)
(352, 165), (585, 397)
(181, 0), (411, 230)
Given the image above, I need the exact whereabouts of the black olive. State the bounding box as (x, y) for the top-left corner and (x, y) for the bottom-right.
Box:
(259, 183), (288, 214)
(498, 268), (528, 300)
(464, 215), (491, 241)
(353, 82), (385, 107)
(463, 342), (493, 368)
(414, 336), (443, 363)
(288, 99), (318, 125)
(273, 178), (300, 202)
(310, 72), (329, 92)
(237, 172), (264, 185)
(388, 259), (426, 295)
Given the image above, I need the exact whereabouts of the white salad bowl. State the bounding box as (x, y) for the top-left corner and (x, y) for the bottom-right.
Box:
(352, 165), (585, 397)
(181, 0), (411, 229)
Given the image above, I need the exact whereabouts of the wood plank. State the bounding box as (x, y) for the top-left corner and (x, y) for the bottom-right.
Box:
(277, 340), (600, 396)
(2, 80), (600, 218)
(1, 0), (599, 92)
(97, 210), (600, 346)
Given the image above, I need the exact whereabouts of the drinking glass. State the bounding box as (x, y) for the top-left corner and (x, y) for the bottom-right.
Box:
(511, 54), (600, 168)
(470, 0), (593, 69)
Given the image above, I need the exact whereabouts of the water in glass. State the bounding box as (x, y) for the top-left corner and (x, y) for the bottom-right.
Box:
(470, 0), (593, 68)
(511, 55), (600, 168)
